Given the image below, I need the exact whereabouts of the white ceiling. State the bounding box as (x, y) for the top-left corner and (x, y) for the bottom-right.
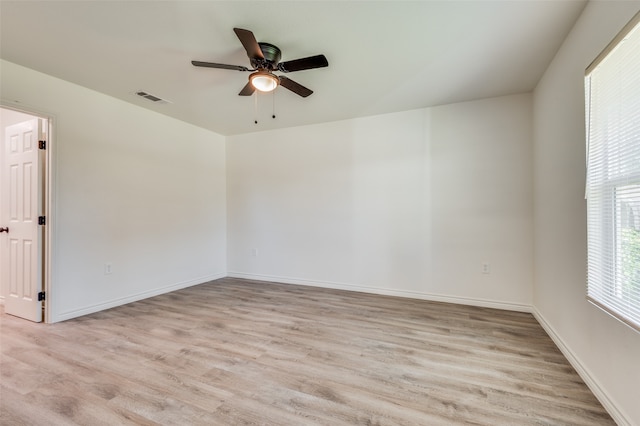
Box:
(1, 1), (586, 136)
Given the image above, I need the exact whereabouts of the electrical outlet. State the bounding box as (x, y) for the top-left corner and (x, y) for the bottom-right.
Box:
(251, 248), (258, 257)
(482, 262), (490, 274)
(105, 263), (112, 275)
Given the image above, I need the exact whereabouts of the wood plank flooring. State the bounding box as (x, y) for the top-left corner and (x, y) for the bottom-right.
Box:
(1, 278), (614, 425)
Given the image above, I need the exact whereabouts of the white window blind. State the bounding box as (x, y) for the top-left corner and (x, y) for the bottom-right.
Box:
(585, 11), (640, 332)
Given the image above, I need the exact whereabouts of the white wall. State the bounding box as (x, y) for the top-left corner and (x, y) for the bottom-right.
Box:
(1, 60), (227, 322)
(532, 2), (640, 425)
(227, 94), (533, 310)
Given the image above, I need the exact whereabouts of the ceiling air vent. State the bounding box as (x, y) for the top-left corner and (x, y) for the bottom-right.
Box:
(134, 91), (171, 104)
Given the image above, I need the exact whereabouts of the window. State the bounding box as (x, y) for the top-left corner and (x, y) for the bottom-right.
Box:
(585, 12), (640, 332)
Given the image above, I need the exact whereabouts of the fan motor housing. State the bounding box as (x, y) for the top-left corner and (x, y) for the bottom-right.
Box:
(254, 42), (281, 69)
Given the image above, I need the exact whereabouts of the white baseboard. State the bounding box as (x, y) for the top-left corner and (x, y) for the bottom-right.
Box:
(53, 272), (226, 323)
(532, 308), (630, 426)
(226, 271), (532, 313)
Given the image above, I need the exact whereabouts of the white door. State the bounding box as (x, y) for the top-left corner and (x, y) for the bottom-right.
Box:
(1, 118), (45, 322)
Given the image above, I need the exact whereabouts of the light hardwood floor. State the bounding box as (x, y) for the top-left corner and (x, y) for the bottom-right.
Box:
(1, 278), (614, 425)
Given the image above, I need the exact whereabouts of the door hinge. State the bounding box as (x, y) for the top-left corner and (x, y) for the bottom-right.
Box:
(39, 140), (46, 150)
(38, 292), (46, 301)
(38, 216), (46, 225)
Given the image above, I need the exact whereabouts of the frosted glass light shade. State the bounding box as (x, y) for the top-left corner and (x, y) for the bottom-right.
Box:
(250, 73), (278, 92)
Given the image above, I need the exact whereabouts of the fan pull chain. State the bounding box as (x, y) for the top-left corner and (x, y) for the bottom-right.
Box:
(254, 91), (258, 124)
(272, 90), (276, 119)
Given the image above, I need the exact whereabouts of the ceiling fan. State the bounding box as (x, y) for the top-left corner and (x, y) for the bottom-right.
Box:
(192, 28), (328, 98)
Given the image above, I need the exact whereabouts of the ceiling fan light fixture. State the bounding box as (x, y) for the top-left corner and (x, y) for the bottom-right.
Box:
(192, 28), (327, 98)
(250, 72), (279, 92)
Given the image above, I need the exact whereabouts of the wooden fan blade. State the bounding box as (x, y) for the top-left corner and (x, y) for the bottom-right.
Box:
(278, 55), (328, 73)
(239, 81), (256, 96)
(233, 28), (264, 60)
(191, 61), (249, 72)
(279, 76), (313, 97)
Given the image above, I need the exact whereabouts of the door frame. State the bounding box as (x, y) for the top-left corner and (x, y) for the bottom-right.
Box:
(1, 101), (54, 323)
